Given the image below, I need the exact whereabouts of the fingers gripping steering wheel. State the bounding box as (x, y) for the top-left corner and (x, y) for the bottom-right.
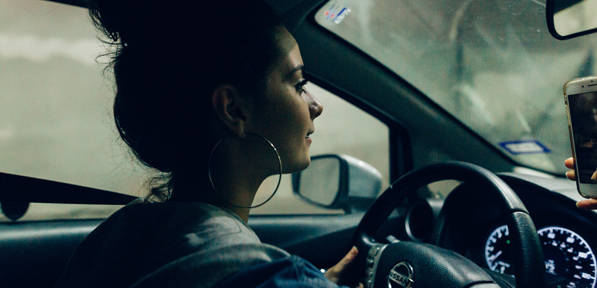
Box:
(347, 162), (546, 288)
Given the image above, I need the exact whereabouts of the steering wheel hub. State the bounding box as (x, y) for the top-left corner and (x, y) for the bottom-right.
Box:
(388, 261), (414, 288)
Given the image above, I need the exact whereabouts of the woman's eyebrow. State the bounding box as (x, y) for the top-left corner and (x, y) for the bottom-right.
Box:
(286, 64), (305, 79)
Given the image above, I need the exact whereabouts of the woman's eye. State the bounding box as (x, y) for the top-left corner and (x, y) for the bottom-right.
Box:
(295, 78), (308, 93)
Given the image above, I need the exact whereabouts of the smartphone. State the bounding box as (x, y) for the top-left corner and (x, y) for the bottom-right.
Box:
(565, 76), (597, 198)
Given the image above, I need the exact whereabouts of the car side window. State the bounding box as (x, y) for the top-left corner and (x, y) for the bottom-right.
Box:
(0, 1), (388, 221)
(250, 83), (390, 215)
(0, 1), (139, 222)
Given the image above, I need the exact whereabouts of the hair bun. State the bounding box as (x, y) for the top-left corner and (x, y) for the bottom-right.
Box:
(90, 0), (276, 47)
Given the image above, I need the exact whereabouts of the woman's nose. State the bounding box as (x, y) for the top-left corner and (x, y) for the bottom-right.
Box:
(308, 93), (323, 119)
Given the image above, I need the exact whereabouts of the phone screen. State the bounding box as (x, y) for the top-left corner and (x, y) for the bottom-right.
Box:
(569, 91), (597, 184)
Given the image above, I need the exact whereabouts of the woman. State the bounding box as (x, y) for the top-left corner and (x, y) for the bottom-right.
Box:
(55, 0), (361, 287)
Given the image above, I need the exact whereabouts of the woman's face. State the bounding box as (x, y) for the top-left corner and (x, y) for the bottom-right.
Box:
(248, 27), (323, 174)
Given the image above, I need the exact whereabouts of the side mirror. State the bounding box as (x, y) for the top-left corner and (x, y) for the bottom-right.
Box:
(292, 154), (382, 212)
(547, 0), (597, 40)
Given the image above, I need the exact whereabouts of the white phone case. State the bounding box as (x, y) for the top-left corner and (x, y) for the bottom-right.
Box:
(564, 76), (597, 198)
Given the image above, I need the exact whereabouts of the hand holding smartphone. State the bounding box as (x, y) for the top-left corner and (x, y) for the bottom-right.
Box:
(564, 76), (597, 198)
(565, 158), (597, 209)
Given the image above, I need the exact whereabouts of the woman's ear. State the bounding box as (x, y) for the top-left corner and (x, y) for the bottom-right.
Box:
(211, 85), (251, 137)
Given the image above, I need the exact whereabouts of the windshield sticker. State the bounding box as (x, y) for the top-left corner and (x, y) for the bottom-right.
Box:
(499, 140), (551, 155)
(324, 3), (351, 24)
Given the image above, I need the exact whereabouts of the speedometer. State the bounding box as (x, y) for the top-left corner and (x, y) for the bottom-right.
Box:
(538, 226), (596, 288)
(485, 225), (597, 287)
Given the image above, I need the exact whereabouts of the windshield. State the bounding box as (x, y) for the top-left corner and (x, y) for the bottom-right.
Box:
(316, 0), (593, 174)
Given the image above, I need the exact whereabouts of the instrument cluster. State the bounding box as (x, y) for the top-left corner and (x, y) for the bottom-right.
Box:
(484, 224), (596, 287)
(433, 174), (597, 288)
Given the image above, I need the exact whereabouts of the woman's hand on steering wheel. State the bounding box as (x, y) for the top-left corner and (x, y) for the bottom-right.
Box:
(565, 157), (597, 210)
(324, 246), (364, 288)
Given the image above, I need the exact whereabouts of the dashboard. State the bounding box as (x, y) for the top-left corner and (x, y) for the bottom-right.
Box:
(433, 173), (597, 288)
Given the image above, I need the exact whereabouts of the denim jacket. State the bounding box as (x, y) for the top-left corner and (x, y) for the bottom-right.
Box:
(56, 201), (342, 288)
(215, 255), (345, 288)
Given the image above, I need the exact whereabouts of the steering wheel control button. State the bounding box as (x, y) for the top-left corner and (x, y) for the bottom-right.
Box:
(365, 244), (388, 288)
(372, 246), (380, 255)
(388, 262), (414, 288)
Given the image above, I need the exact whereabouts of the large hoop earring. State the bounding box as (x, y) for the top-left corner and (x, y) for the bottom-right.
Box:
(207, 133), (282, 209)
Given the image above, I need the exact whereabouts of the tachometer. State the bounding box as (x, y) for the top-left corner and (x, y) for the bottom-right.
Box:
(485, 225), (513, 275)
(485, 225), (597, 287)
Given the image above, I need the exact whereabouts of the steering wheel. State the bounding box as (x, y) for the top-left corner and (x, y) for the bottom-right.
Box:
(347, 162), (546, 288)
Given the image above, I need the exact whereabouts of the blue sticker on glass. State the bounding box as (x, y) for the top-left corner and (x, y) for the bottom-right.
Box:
(324, 3), (351, 24)
(499, 140), (551, 155)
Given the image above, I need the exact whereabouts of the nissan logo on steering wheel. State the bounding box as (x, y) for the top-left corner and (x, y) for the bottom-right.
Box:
(388, 262), (414, 288)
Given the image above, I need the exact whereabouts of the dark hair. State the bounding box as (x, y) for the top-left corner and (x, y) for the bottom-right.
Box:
(89, 0), (284, 201)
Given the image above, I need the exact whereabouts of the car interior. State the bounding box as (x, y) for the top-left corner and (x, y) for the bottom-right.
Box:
(3, 0), (597, 287)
